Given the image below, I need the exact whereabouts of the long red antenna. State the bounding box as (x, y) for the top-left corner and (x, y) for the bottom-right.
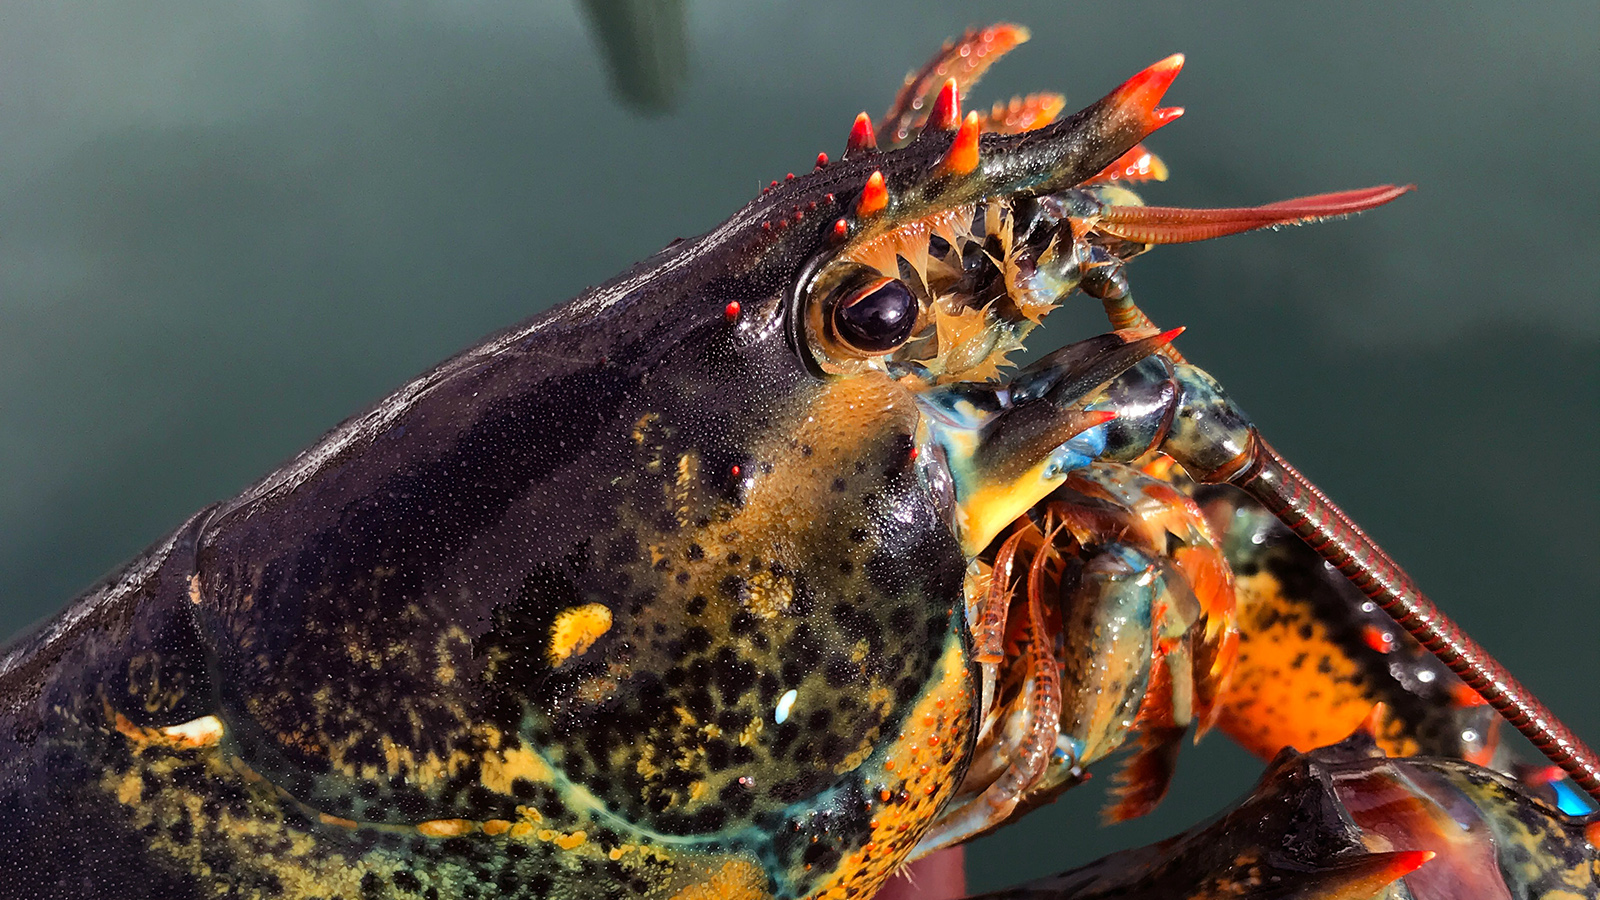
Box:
(1222, 440), (1600, 802)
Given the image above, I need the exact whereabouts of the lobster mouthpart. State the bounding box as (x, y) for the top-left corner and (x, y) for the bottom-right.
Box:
(914, 330), (1180, 556)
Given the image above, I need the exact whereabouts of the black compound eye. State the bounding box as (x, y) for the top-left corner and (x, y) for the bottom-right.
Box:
(831, 277), (917, 354)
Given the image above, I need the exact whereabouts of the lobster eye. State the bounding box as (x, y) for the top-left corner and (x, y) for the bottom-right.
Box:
(831, 277), (917, 354)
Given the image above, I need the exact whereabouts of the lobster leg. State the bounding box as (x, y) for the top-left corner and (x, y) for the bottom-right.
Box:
(1226, 440), (1600, 801)
(1073, 348), (1600, 802)
(972, 528), (1030, 726)
(1194, 486), (1505, 767)
(1057, 462), (1238, 822)
(916, 534), (1065, 853)
(1051, 541), (1196, 824)
(1053, 544), (1161, 771)
(918, 465), (1228, 850)
(1043, 181), (1599, 794)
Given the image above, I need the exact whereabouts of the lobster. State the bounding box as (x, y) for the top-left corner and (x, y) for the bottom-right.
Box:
(0, 20), (1594, 900)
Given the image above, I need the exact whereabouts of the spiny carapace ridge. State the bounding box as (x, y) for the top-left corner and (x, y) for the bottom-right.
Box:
(830, 53), (1411, 257)
(835, 53), (1186, 228)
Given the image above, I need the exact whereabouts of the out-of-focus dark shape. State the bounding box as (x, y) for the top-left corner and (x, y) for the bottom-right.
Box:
(579, 0), (687, 113)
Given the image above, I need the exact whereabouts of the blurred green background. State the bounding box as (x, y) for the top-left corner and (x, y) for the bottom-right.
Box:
(1, 1), (1594, 890)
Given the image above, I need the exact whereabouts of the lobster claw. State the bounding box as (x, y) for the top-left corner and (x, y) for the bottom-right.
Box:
(915, 329), (1178, 556)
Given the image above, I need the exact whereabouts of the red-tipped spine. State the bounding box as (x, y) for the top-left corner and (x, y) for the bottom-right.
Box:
(928, 77), (961, 131)
(1352, 702), (1388, 741)
(1105, 53), (1186, 136)
(1381, 850), (1436, 882)
(1524, 765), (1565, 787)
(938, 111), (981, 176)
(1087, 143), (1169, 185)
(1083, 409), (1119, 430)
(1153, 326), (1186, 346)
(857, 171), (888, 217)
(846, 112), (878, 157)
(1451, 682), (1490, 708)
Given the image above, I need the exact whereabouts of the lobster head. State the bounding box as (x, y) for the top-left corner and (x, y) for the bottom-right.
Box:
(184, 30), (1408, 898)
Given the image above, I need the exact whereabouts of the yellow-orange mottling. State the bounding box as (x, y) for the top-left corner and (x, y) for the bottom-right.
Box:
(1216, 571), (1420, 760)
(114, 771), (142, 805)
(724, 374), (916, 561)
(160, 715), (225, 748)
(479, 744), (555, 795)
(108, 705), (225, 752)
(667, 858), (769, 900)
(549, 603), (614, 666)
(416, 818), (474, 838)
(808, 637), (972, 900)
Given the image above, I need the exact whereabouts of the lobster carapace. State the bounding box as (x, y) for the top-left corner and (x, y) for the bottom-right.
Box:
(0, 23), (1594, 900)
